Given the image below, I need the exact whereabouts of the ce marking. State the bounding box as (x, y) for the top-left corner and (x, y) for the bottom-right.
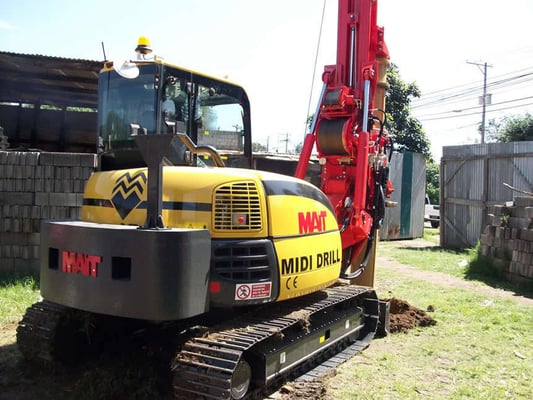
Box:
(285, 276), (298, 290)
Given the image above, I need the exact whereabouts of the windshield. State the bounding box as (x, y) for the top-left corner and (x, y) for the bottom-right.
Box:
(99, 64), (157, 150)
(98, 63), (251, 169)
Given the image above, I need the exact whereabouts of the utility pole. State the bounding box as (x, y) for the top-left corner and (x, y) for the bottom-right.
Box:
(279, 133), (289, 153)
(467, 60), (492, 143)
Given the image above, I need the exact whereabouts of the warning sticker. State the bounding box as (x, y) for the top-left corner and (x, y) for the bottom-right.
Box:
(235, 282), (272, 301)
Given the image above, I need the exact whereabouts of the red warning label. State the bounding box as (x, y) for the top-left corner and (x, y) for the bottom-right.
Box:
(235, 282), (272, 301)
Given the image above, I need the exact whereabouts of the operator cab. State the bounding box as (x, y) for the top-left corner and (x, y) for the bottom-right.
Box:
(97, 43), (252, 171)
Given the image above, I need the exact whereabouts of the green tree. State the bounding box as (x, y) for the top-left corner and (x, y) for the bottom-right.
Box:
(487, 113), (533, 142)
(252, 142), (267, 152)
(386, 64), (432, 162)
(425, 162), (440, 204)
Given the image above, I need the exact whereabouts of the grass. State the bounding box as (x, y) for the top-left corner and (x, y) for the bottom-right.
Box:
(328, 234), (533, 400)
(0, 272), (40, 326)
(379, 238), (474, 279)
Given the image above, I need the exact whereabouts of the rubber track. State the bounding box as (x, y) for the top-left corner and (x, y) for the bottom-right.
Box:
(172, 284), (378, 400)
(16, 301), (68, 363)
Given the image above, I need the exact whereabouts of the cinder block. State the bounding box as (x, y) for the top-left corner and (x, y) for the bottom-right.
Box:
(53, 180), (63, 192)
(81, 166), (95, 178)
(22, 219), (32, 233)
(514, 196), (533, 207)
(69, 207), (80, 219)
(53, 153), (81, 167)
(40, 206), (50, 219)
(24, 179), (35, 192)
(2, 244), (11, 257)
(63, 179), (73, 193)
(0, 258), (15, 271)
(11, 219), (20, 233)
(49, 193), (78, 207)
(61, 167), (71, 180)
(15, 258), (39, 273)
(44, 165), (54, 179)
(479, 233), (491, 246)
(7, 152), (21, 165)
(31, 245), (40, 260)
(43, 179), (53, 192)
(0, 192), (33, 205)
(493, 205), (510, 216)
(35, 192), (49, 206)
(38, 152), (55, 166)
(28, 233), (40, 245)
(508, 217), (529, 230)
(80, 154), (98, 168)
(24, 152), (40, 166)
(73, 180), (86, 192)
(76, 193), (85, 206)
(2, 218), (11, 232)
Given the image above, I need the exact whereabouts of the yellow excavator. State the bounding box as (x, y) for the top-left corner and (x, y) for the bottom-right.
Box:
(17, 1), (394, 398)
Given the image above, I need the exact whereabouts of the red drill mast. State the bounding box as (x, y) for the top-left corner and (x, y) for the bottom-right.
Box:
(295, 0), (393, 280)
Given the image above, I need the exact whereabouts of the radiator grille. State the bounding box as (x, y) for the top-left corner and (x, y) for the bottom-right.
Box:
(213, 241), (273, 282)
(213, 181), (262, 231)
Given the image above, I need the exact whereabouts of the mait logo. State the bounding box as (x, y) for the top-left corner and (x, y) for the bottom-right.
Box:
(111, 171), (147, 219)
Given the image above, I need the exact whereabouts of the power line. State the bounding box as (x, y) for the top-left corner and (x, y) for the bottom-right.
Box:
(412, 65), (533, 100)
(411, 67), (533, 109)
(416, 95), (533, 120)
(418, 98), (533, 122)
(412, 72), (533, 109)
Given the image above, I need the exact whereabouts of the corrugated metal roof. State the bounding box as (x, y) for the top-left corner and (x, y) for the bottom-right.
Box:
(0, 51), (102, 108)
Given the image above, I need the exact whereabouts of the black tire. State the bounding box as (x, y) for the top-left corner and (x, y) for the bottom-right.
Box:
(430, 221), (439, 229)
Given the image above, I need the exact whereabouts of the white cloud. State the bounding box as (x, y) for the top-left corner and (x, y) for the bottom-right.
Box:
(0, 20), (16, 30)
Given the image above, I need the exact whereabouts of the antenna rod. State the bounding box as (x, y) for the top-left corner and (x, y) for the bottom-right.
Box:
(101, 41), (107, 61)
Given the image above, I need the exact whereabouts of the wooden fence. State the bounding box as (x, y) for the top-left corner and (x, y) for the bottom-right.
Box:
(441, 141), (533, 248)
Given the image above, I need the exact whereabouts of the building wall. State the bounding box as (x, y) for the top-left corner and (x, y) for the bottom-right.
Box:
(0, 151), (96, 272)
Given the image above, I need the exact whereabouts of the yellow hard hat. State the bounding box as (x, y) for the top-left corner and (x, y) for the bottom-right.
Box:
(135, 36), (152, 55)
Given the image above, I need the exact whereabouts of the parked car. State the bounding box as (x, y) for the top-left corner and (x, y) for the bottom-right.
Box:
(424, 195), (440, 228)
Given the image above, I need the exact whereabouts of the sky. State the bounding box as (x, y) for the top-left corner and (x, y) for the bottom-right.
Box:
(2, 0), (533, 160)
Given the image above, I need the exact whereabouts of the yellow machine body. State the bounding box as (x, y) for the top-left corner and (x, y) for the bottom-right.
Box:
(81, 166), (343, 304)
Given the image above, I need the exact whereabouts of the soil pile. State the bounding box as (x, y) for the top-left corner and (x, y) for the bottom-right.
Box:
(386, 297), (437, 333)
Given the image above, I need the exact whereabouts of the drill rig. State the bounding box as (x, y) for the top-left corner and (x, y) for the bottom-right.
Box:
(17, 1), (393, 399)
(296, 0), (393, 285)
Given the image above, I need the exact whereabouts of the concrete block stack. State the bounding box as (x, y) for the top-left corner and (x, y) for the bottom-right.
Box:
(480, 196), (533, 283)
(0, 151), (97, 272)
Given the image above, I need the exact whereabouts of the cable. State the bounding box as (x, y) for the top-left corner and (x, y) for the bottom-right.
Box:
(305, 0), (327, 135)
(418, 100), (533, 121)
(411, 67), (533, 110)
(416, 95), (533, 119)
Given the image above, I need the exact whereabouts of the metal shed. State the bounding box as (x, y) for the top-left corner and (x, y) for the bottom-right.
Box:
(0, 52), (101, 152)
(380, 151), (425, 240)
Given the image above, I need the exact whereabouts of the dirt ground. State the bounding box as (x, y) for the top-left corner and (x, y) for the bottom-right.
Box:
(1, 237), (530, 400)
